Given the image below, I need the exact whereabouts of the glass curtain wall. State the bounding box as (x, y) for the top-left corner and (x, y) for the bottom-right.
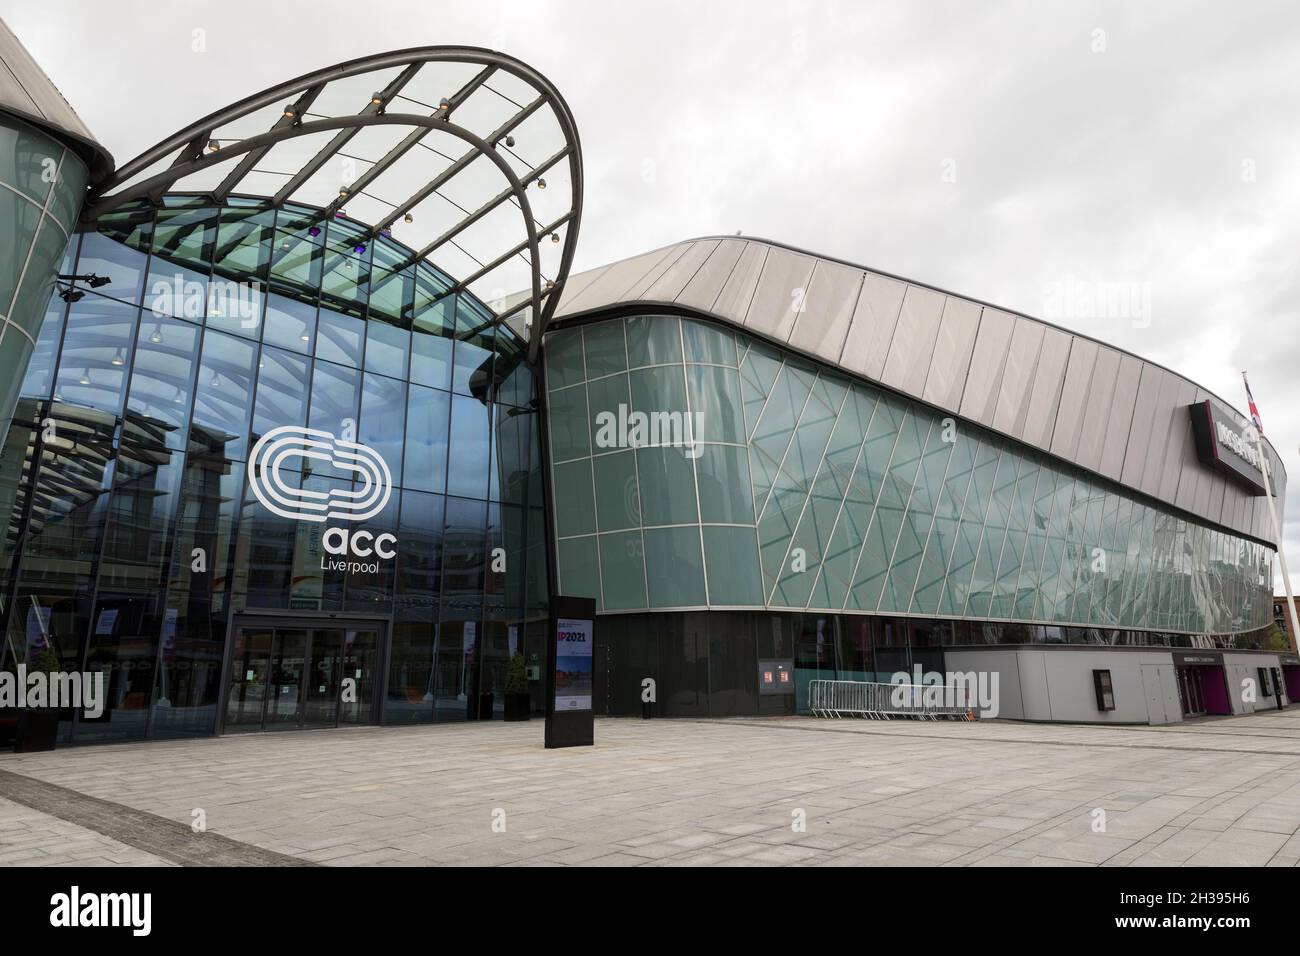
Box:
(546, 314), (1273, 642)
(0, 196), (547, 745)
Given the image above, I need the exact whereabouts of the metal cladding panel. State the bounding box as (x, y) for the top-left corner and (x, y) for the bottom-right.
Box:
(1049, 337), (1098, 461)
(880, 284), (945, 397)
(787, 258), (864, 365)
(549, 237), (1288, 542)
(1099, 354), (1142, 482)
(675, 239), (747, 313)
(957, 306), (1016, 428)
(921, 295), (982, 413)
(712, 241), (768, 320)
(1120, 364), (1162, 490)
(553, 264), (605, 313)
(1021, 325), (1071, 451)
(744, 246), (817, 342)
(623, 242), (692, 300)
(1075, 344), (1120, 473)
(0, 18), (110, 178)
(1176, 388), (1213, 513)
(991, 316), (1045, 438)
(839, 271), (907, 380)
(1138, 369), (1184, 498)
(1207, 472), (1227, 526)
(563, 246), (679, 314)
(1159, 377), (1198, 505)
(640, 239), (719, 302)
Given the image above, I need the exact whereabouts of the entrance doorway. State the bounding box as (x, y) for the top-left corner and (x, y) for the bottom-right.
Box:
(224, 619), (384, 732)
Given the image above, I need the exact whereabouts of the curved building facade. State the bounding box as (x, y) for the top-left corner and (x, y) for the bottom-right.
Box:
(0, 29), (1290, 743)
(541, 240), (1291, 724)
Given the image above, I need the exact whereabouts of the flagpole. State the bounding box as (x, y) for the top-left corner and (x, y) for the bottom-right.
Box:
(1244, 371), (1300, 649)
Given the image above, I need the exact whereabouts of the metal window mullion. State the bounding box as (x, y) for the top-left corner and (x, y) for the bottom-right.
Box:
(678, 318), (711, 607)
(618, 318), (651, 611)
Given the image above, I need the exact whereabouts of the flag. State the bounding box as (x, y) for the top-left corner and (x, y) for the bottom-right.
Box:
(1243, 371), (1264, 435)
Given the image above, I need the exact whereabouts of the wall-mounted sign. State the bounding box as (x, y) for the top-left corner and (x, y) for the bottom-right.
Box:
(1092, 669), (1116, 711)
(757, 659), (794, 695)
(1188, 399), (1267, 495)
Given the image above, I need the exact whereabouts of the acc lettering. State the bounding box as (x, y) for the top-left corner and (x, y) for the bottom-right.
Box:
(322, 527), (397, 559)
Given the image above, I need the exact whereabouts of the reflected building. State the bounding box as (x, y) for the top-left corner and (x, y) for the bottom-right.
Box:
(0, 23), (1292, 742)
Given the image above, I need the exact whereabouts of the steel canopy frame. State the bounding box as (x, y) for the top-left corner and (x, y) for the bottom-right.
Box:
(82, 45), (584, 363)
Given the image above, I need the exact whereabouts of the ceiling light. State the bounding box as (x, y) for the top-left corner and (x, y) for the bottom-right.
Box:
(111, 348), (125, 367)
(210, 371), (222, 387)
(338, 186), (349, 198)
(505, 135), (516, 148)
(78, 370), (91, 386)
(370, 91), (384, 106)
(283, 104), (297, 119)
(206, 139), (220, 153)
(300, 334), (310, 343)
(536, 177), (547, 190)
(150, 324), (163, 344)
(551, 232), (560, 244)
(439, 97), (451, 111)
(403, 213), (413, 224)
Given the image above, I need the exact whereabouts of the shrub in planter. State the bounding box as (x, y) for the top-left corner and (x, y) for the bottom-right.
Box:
(504, 652), (531, 721)
(14, 649), (61, 753)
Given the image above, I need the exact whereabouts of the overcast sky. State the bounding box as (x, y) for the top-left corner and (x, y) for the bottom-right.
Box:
(7, 0), (1300, 592)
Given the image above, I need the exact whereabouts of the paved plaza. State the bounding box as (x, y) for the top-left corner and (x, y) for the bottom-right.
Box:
(5, 712), (1300, 866)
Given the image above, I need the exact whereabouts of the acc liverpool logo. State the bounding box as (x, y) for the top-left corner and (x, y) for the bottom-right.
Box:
(249, 425), (392, 522)
(248, 426), (397, 569)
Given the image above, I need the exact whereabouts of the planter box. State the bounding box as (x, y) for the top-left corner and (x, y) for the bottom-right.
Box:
(504, 693), (531, 721)
(14, 709), (59, 753)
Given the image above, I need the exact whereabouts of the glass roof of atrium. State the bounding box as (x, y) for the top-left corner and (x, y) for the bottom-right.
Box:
(81, 46), (583, 361)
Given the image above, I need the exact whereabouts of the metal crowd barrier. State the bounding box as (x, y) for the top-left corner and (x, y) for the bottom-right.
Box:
(807, 679), (978, 720)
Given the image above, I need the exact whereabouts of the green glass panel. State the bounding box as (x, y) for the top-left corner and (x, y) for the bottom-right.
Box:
(696, 443), (754, 524)
(879, 418), (954, 613)
(910, 433), (977, 614)
(0, 189), (40, 312)
(703, 526), (763, 605)
(593, 450), (640, 531)
(599, 531), (646, 610)
(553, 459), (595, 536)
(964, 451), (1020, 618)
(682, 318), (738, 365)
(686, 364), (744, 444)
(847, 408), (928, 611)
(545, 327), (586, 389)
(937, 440), (1001, 616)
(586, 372), (630, 453)
(582, 318), (628, 378)
(643, 526), (705, 607)
(636, 445), (698, 526)
(0, 119), (58, 203)
(547, 384), (590, 462)
(558, 536), (600, 605)
(809, 394), (900, 610)
(625, 314), (682, 367)
(739, 340), (784, 439)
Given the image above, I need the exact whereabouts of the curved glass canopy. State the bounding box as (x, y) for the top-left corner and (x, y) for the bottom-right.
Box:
(82, 46), (583, 361)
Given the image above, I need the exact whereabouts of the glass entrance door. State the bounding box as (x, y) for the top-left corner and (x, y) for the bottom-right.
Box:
(224, 621), (384, 732)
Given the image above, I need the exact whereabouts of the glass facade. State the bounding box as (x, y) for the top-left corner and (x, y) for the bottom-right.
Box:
(0, 114), (89, 440)
(547, 314), (1274, 640)
(0, 197), (547, 745)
